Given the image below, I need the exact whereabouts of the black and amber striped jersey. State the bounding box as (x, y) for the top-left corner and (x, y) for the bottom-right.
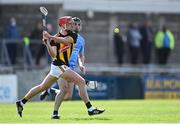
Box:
(50, 31), (77, 66)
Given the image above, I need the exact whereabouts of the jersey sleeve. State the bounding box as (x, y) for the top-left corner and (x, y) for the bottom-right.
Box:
(78, 35), (85, 54)
(79, 39), (85, 54)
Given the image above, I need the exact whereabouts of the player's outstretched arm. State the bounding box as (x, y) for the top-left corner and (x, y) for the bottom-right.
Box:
(43, 31), (73, 44)
(78, 55), (86, 74)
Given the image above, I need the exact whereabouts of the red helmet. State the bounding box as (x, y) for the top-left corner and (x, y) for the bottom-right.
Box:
(58, 16), (72, 28)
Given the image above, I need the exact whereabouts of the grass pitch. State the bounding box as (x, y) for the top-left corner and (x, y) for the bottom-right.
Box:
(0, 100), (179, 124)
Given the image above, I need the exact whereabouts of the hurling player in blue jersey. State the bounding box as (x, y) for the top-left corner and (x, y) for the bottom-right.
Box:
(61, 17), (86, 100)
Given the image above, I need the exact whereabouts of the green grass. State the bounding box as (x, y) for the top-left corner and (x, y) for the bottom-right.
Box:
(0, 100), (179, 124)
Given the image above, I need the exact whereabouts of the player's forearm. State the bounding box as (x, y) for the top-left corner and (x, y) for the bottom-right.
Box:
(45, 42), (56, 58)
(78, 57), (83, 67)
(78, 55), (85, 66)
(79, 54), (85, 65)
(43, 31), (72, 44)
(78, 55), (86, 74)
(49, 36), (70, 44)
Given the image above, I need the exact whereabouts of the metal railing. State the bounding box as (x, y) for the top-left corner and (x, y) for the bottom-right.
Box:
(1, 39), (180, 75)
(0, 38), (49, 72)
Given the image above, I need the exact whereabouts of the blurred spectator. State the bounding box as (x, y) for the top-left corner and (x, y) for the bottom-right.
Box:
(113, 27), (124, 65)
(23, 36), (33, 65)
(29, 21), (43, 65)
(29, 21), (42, 56)
(31, 23), (54, 65)
(155, 26), (175, 65)
(139, 20), (153, 64)
(30, 21), (42, 39)
(127, 23), (142, 64)
(5, 17), (20, 64)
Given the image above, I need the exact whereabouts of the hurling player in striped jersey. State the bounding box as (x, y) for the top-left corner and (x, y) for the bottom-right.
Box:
(39, 17), (104, 119)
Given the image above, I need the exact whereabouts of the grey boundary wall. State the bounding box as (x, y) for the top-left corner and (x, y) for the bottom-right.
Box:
(0, 5), (180, 64)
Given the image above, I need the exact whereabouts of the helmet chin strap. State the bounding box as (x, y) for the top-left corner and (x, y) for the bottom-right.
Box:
(64, 24), (70, 31)
(61, 23), (73, 32)
(61, 25), (67, 31)
(64, 24), (67, 30)
(60, 25), (71, 34)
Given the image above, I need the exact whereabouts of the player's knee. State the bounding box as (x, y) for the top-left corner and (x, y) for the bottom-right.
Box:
(61, 86), (69, 93)
(64, 94), (73, 100)
(79, 78), (86, 87)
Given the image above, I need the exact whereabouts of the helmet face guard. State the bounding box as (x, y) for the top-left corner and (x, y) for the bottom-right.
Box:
(58, 16), (73, 31)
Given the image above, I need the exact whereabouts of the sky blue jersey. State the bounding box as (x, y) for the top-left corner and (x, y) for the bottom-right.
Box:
(69, 34), (85, 70)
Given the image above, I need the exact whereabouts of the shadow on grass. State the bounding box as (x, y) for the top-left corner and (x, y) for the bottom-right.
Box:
(65, 117), (112, 121)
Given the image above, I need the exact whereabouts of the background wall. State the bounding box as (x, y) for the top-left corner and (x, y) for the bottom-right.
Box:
(0, 5), (180, 64)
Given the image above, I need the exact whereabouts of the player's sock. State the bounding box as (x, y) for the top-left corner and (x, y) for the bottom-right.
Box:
(86, 101), (95, 111)
(85, 80), (89, 85)
(51, 110), (60, 119)
(53, 110), (58, 115)
(21, 98), (28, 106)
(86, 101), (92, 108)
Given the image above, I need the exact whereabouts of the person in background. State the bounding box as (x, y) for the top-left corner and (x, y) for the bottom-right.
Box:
(155, 26), (175, 65)
(5, 17), (20, 64)
(30, 21), (42, 40)
(139, 19), (153, 64)
(127, 23), (142, 64)
(113, 27), (124, 65)
(29, 21), (44, 65)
